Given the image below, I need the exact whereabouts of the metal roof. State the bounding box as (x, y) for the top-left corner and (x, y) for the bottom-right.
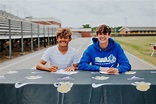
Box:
(71, 28), (91, 32)
(25, 17), (61, 24)
(119, 27), (156, 31)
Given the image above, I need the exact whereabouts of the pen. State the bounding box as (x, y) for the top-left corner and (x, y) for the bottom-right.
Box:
(110, 64), (114, 68)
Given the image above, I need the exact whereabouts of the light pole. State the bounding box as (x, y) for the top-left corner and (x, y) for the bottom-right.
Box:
(124, 17), (127, 27)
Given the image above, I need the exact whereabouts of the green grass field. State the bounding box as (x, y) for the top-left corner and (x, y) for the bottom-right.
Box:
(113, 36), (156, 66)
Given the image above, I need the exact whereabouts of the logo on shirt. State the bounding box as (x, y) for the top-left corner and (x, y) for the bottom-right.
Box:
(95, 54), (116, 64)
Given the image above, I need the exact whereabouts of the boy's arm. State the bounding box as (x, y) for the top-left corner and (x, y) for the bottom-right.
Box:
(78, 51), (100, 71)
(36, 59), (58, 72)
(36, 59), (48, 70)
(117, 46), (131, 73)
(73, 63), (78, 70)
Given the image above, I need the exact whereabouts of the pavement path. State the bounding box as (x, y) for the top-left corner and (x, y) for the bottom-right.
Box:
(0, 37), (156, 75)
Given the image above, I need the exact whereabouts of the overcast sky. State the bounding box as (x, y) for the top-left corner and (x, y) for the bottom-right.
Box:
(1, 0), (156, 28)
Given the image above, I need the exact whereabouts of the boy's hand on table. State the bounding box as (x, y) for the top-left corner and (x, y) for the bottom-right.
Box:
(100, 67), (119, 74)
(107, 68), (119, 74)
(48, 65), (58, 72)
(65, 66), (76, 72)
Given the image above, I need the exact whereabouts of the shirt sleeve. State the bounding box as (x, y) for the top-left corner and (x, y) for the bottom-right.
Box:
(116, 45), (131, 73)
(78, 49), (100, 71)
(41, 48), (50, 62)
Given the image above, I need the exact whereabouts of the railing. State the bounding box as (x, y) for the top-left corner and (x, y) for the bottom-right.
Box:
(0, 16), (59, 59)
(0, 16), (58, 38)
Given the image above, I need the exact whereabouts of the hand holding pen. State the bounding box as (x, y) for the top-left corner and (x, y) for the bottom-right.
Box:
(100, 64), (119, 75)
(106, 68), (119, 74)
(48, 65), (58, 72)
(107, 64), (119, 74)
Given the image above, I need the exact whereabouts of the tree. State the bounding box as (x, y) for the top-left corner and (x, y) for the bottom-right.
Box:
(111, 26), (122, 33)
(82, 24), (91, 28)
(91, 27), (97, 33)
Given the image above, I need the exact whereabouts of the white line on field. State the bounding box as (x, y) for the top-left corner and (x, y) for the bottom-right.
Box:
(0, 52), (44, 70)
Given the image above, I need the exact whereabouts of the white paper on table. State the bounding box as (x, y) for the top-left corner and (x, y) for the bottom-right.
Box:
(100, 71), (119, 75)
(51, 69), (78, 75)
(100, 71), (108, 74)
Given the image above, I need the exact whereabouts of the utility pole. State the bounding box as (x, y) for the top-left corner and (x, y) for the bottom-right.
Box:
(124, 17), (127, 27)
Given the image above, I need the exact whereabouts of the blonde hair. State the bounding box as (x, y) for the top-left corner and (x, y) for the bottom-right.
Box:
(56, 28), (72, 38)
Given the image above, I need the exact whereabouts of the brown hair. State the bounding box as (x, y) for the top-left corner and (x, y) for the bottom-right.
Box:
(56, 28), (72, 38)
(96, 24), (111, 35)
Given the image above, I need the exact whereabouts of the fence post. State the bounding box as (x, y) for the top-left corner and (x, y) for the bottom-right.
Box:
(31, 23), (34, 52)
(37, 24), (40, 50)
(21, 21), (24, 54)
(8, 19), (12, 58)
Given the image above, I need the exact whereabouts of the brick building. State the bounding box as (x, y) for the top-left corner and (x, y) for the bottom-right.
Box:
(119, 27), (156, 36)
(71, 28), (92, 37)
